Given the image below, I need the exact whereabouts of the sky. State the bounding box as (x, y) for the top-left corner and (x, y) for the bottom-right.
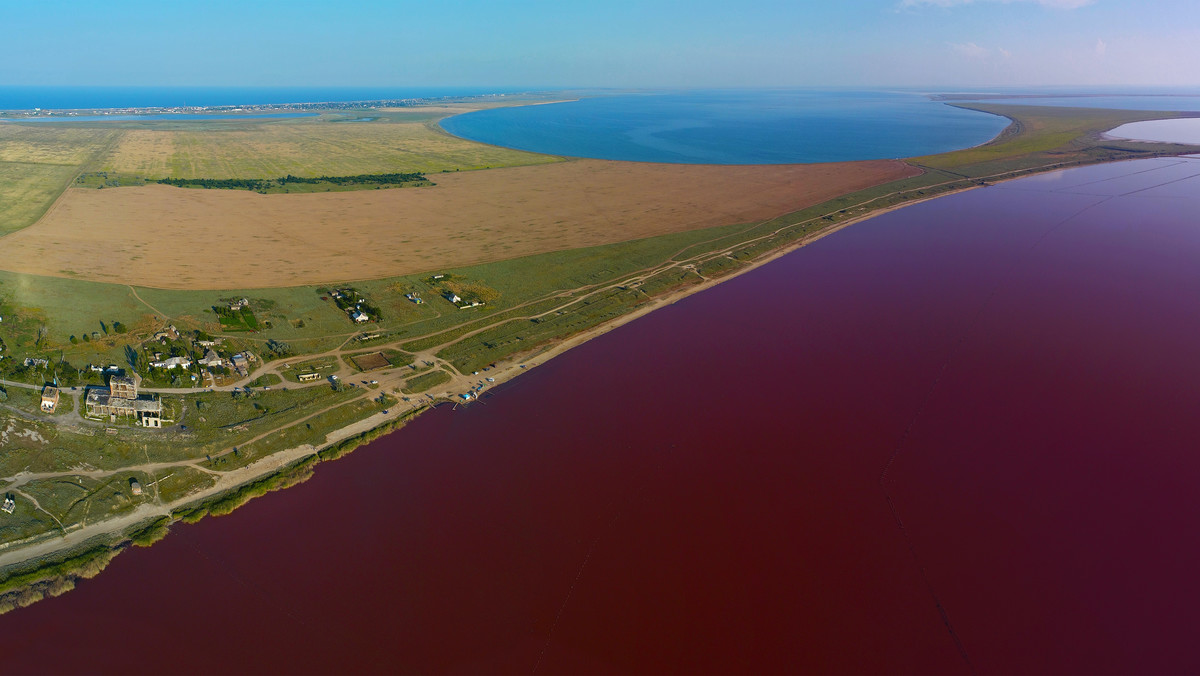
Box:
(1, 0), (1198, 89)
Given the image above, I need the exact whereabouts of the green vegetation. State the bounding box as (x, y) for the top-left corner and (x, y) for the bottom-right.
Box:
(21, 473), (153, 525)
(175, 456), (318, 524)
(215, 305), (259, 332)
(99, 114), (558, 180)
(914, 104), (1200, 177)
(157, 171), (429, 194)
(0, 124), (121, 234)
(0, 542), (123, 615)
(0, 108), (557, 236)
(75, 171), (147, 188)
(247, 373), (282, 388)
(0, 162), (83, 235)
(153, 468), (218, 503)
(228, 394), (395, 467)
(402, 369), (452, 394)
(0, 515), (172, 615)
(281, 356), (340, 383)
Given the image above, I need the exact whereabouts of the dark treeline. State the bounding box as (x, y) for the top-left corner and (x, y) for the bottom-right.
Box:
(157, 172), (428, 191)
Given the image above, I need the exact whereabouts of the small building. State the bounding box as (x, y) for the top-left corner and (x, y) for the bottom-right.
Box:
(40, 385), (59, 413)
(153, 325), (181, 342)
(230, 353), (250, 375)
(151, 356), (192, 370)
(298, 372), (321, 382)
(1, 496), (14, 514)
(445, 292), (462, 304)
(129, 478), (143, 496)
(351, 309), (370, 323)
(199, 350), (224, 368)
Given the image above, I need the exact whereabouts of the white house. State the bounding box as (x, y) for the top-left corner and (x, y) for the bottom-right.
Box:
(351, 310), (370, 323)
(151, 356), (192, 370)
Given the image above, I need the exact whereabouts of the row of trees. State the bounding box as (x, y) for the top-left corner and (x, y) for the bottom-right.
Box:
(156, 172), (428, 191)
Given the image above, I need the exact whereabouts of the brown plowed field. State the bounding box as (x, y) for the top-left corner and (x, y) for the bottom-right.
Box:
(0, 159), (919, 289)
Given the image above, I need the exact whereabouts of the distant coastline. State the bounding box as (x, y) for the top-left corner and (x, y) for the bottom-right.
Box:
(0, 87), (568, 117)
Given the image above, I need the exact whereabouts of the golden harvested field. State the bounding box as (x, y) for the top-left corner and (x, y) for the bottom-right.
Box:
(98, 117), (557, 179)
(0, 123), (118, 165)
(0, 115), (555, 234)
(0, 158), (920, 289)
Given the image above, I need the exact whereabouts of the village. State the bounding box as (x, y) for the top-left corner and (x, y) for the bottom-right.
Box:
(0, 274), (498, 437)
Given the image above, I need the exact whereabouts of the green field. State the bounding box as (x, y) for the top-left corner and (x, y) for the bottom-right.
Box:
(401, 369), (452, 394)
(914, 103), (1200, 177)
(217, 306), (260, 332)
(0, 124), (121, 234)
(0, 110), (558, 236)
(0, 162), (80, 235)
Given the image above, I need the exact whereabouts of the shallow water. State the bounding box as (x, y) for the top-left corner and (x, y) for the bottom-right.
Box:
(1106, 118), (1200, 144)
(441, 90), (1010, 164)
(4, 158), (1200, 672)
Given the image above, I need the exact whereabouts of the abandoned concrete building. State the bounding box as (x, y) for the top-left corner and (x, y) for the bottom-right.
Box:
(85, 373), (163, 427)
(40, 386), (59, 413)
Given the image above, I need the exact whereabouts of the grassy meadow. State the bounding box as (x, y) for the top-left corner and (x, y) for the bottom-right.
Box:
(914, 103), (1200, 176)
(0, 124), (122, 234)
(68, 113), (559, 179)
(0, 110), (557, 236)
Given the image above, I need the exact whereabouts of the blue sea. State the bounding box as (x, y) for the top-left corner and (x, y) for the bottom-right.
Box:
(440, 90), (1012, 164)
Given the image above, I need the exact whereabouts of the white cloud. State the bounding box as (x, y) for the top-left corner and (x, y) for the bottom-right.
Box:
(998, 47), (1012, 59)
(950, 42), (990, 59)
(901, 0), (1096, 8)
(1094, 38), (1107, 56)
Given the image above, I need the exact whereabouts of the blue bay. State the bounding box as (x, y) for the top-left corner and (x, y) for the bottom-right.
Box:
(439, 90), (1011, 164)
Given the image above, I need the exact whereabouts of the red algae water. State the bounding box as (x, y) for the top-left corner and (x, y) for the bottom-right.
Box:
(4, 157), (1200, 673)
